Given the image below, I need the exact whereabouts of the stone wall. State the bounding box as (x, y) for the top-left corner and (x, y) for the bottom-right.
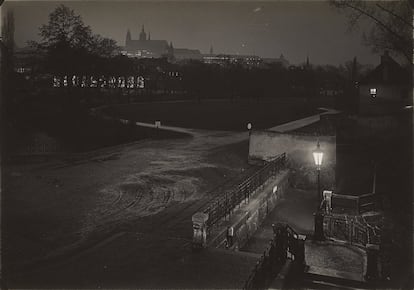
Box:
(208, 170), (290, 249)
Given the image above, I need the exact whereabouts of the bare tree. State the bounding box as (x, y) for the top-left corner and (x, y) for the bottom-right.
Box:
(330, 0), (412, 65)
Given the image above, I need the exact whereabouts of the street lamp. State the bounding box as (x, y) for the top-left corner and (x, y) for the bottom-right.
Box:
(313, 141), (325, 241)
(247, 123), (252, 136)
(313, 141), (324, 203)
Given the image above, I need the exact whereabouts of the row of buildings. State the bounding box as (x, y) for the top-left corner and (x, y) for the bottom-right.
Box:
(121, 25), (289, 67)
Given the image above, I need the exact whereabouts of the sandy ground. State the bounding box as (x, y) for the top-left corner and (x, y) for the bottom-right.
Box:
(3, 128), (254, 287)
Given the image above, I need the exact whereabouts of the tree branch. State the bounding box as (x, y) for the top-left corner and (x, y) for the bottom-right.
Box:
(339, 2), (409, 47)
(375, 3), (414, 29)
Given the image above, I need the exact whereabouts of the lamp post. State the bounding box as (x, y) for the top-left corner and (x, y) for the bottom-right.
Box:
(247, 122), (252, 136)
(313, 141), (325, 240)
(313, 141), (324, 206)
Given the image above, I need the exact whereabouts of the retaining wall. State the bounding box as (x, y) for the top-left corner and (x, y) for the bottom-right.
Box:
(208, 170), (290, 250)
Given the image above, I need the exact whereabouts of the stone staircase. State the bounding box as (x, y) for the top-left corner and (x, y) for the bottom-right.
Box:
(301, 265), (370, 290)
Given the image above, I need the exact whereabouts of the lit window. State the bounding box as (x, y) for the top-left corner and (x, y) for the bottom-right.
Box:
(118, 77), (125, 88)
(81, 76), (87, 88)
(109, 77), (116, 88)
(52, 76), (61, 87)
(99, 76), (107, 88)
(137, 76), (145, 88)
(72, 75), (78, 87)
(90, 76), (98, 88)
(127, 76), (134, 88)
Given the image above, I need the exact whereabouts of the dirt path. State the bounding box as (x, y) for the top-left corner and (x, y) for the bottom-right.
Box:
(3, 129), (250, 280)
(3, 102), (326, 287)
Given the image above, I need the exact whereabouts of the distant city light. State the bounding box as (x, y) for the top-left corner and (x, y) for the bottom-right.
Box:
(52, 75), (145, 89)
(52, 76), (61, 88)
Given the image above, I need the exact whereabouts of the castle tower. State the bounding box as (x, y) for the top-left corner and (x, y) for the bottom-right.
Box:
(167, 41), (175, 61)
(126, 29), (131, 45)
(139, 25), (147, 41)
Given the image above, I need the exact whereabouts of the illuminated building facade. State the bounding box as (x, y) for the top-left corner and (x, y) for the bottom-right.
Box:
(122, 25), (170, 58)
(202, 54), (262, 67)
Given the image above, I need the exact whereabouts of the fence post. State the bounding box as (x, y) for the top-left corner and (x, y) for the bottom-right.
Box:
(365, 244), (380, 281)
(357, 196), (360, 215)
(314, 212), (325, 241)
(295, 235), (306, 266)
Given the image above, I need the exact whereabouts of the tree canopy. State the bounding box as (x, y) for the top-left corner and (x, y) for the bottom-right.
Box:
(30, 5), (119, 74)
(330, 0), (412, 65)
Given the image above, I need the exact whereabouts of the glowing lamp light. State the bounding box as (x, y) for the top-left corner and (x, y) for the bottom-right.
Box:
(370, 88), (377, 98)
(247, 123), (252, 130)
(313, 142), (324, 170)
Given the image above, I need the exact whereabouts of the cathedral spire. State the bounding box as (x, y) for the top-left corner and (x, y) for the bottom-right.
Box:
(139, 24), (147, 41)
(126, 28), (131, 45)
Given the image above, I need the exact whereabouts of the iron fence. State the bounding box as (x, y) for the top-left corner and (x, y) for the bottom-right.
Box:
(358, 193), (382, 214)
(324, 214), (382, 247)
(203, 153), (287, 228)
(243, 223), (304, 290)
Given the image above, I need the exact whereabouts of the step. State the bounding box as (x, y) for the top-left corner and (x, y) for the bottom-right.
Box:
(212, 247), (262, 259)
(301, 279), (369, 290)
(304, 266), (370, 289)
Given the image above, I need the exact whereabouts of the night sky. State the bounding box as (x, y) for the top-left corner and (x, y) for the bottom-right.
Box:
(3, 0), (380, 65)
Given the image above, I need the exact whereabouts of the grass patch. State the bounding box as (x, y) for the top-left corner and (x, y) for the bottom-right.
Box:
(103, 99), (320, 131)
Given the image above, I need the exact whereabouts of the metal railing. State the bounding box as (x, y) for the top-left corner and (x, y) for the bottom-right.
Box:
(203, 153), (287, 228)
(244, 223), (305, 290)
(358, 193), (382, 214)
(330, 193), (382, 215)
(324, 214), (382, 247)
